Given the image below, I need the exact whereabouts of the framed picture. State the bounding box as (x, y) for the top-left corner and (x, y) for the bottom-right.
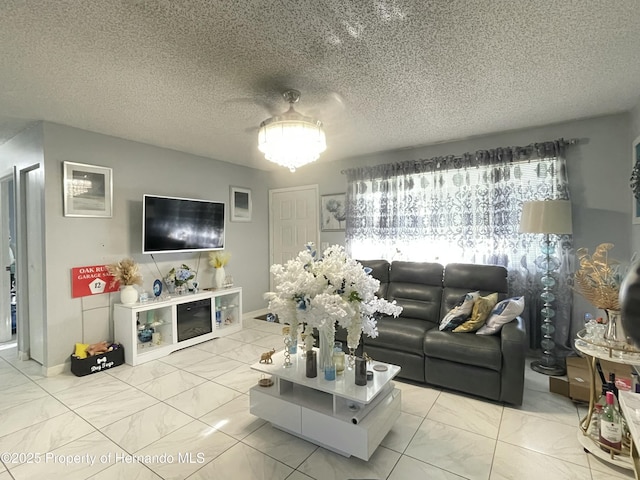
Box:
(230, 186), (252, 222)
(321, 193), (346, 231)
(633, 135), (640, 225)
(63, 161), (113, 218)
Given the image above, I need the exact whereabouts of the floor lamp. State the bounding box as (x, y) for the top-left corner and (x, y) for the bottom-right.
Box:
(519, 200), (573, 376)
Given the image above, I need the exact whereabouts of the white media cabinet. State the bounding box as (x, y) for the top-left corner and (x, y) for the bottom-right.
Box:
(114, 287), (242, 366)
(250, 349), (401, 460)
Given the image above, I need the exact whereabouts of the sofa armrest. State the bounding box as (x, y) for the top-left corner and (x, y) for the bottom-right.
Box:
(499, 316), (526, 405)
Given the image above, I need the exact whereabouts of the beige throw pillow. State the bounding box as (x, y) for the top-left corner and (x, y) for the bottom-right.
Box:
(453, 293), (499, 332)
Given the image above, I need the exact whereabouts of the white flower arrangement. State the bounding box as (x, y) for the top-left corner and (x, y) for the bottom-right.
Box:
(264, 243), (402, 346)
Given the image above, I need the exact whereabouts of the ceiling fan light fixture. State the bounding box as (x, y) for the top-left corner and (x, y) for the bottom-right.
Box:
(258, 90), (327, 172)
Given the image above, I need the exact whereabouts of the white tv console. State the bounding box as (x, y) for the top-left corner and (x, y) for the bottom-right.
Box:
(114, 287), (242, 366)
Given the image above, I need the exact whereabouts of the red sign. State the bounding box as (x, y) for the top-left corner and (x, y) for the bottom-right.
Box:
(71, 265), (119, 298)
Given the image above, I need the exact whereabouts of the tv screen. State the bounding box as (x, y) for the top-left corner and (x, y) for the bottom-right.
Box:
(143, 195), (225, 254)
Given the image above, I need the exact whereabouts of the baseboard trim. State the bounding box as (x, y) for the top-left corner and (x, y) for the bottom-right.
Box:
(244, 307), (268, 319)
(44, 362), (68, 377)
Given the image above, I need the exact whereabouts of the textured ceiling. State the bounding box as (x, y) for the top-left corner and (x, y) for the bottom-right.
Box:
(1, 1), (639, 171)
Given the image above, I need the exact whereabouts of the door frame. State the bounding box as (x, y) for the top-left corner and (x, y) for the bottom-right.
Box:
(15, 163), (46, 363)
(0, 175), (14, 343)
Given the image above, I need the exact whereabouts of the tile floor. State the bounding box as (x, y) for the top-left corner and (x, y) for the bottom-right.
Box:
(0, 315), (635, 480)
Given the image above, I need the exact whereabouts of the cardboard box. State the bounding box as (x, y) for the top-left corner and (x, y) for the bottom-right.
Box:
(566, 355), (632, 403)
(70, 345), (124, 377)
(549, 376), (569, 397)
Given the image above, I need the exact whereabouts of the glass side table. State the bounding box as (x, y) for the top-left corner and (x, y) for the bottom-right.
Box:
(574, 329), (640, 471)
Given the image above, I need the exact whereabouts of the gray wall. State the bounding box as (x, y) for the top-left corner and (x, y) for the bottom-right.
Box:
(267, 112), (634, 340)
(0, 111), (637, 370)
(5, 122), (270, 371)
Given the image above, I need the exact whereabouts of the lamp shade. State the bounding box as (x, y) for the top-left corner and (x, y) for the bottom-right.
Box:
(519, 200), (573, 234)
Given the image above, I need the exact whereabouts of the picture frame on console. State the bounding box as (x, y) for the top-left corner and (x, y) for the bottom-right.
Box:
(230, 186), (252, 222)
(63, 161), (113, 218)
(632, 135), (640, 225)
(321, 193), (346, 231)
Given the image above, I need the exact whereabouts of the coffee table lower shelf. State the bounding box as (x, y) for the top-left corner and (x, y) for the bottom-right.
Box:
(249, 381), (401, 461)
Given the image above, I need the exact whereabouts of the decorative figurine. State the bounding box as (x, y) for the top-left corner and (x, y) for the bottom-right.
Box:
(259, 348), (276, 364)
(153, 279), (163, 298)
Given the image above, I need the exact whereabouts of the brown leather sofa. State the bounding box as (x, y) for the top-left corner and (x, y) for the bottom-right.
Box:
(335, 260), (526, 405)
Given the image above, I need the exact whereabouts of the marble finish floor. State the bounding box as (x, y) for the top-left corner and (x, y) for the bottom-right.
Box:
(0, 316), (635, 480)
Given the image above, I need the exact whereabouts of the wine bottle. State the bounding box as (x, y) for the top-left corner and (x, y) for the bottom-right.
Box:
(599, 390), (622, 453)
(609, 372), (619, 399)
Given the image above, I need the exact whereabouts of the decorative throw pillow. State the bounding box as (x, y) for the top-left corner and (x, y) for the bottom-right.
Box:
(439, 291), (480, 331)
(476, 296), (525, 335)
(453, 293), (499, 333)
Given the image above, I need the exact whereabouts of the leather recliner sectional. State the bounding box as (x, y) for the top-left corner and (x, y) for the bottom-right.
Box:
(335, 260), (527, 405)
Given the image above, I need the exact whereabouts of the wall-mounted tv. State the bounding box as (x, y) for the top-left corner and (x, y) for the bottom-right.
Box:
(142, 194), (225, 254)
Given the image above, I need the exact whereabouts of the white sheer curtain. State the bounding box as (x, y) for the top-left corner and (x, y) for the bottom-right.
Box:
(343, 140), (574, 350)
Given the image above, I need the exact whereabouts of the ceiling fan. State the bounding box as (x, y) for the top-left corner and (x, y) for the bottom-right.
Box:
(257, 89), (333, 172)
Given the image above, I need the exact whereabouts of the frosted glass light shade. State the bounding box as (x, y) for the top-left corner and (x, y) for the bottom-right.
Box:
(519, 200), (573, 234)
(258, 105), (326, 172)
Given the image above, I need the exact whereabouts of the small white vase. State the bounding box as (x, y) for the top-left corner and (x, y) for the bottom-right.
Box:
(120, 284), (138, 305)
(214, 267), (225, 289)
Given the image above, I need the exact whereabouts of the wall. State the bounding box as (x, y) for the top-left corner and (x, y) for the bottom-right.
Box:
(267, 112), (634, 341)
(1, 112), (635, 370)
(32, 122), (269, 371)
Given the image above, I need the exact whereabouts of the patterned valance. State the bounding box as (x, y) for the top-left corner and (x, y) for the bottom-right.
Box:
(342, 138), (577, 181)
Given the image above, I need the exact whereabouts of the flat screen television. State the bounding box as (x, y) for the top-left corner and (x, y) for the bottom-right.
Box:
(142, 194), (225, 254)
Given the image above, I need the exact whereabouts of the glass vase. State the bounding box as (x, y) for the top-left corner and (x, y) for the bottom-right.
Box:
(318, 324), (335, 374)
(288, 317), (299, 354)
(604, 309), (626, 347)
(347, 330), (361, 370)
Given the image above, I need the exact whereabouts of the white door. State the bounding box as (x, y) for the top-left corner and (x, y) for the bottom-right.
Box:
(269, 185), (319, 287)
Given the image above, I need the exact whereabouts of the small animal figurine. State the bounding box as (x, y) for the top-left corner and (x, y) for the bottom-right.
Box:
(260, 348), (276, 364)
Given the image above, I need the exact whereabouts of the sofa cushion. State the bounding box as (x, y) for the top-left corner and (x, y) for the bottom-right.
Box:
(439, 291), (479, 331)
(366, 316), (436, 355)
(424, 329), (502, 371)
(358, 259), (390, 298)
(387, 261), (444, 321)
(476, 296), (525, 335)
(453, 292), (499, 332)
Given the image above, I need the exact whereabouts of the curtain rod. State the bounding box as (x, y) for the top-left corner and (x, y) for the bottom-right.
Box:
(341, 137), (579, 176)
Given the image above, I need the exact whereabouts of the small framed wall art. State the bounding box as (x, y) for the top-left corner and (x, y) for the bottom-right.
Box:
(321, 193), (346, 231)
(63, 161), (113, 218)
(632, 135), (640, 225)
(230, 186), (252, 222)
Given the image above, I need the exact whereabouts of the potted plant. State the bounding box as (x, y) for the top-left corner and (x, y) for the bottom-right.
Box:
(107, 258), (143, 305)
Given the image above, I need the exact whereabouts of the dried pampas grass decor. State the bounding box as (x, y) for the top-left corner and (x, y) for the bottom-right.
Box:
(107, 258), (143, 288)
(573, 243), (624, 310)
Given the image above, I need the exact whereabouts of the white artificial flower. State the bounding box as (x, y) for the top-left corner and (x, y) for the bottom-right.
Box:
(264, 243), (403, 345)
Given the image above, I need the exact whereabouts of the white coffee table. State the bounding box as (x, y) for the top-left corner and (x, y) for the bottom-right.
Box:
(249, 348), (401, 460)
